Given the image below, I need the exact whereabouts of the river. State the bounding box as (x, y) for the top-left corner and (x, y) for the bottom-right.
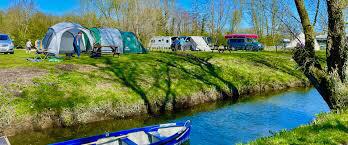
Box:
(9, 88), (330, 145)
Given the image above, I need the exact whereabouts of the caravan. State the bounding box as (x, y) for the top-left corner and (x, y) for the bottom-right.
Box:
(149, 36), (211, 51)
(149, 36), (174, 49)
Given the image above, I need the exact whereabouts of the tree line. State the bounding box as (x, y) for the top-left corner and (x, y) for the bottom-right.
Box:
(0, 0), (342, 48)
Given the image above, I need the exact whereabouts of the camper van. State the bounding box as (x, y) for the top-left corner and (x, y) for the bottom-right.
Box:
(225, 34), (264, 51)
(149, 36), (174, 49)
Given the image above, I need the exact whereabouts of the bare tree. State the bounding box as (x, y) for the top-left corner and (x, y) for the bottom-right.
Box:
(293, 0), (348, 110)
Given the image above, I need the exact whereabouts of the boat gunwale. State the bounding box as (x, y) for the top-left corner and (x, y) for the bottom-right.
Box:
(49, 121), (191, 145)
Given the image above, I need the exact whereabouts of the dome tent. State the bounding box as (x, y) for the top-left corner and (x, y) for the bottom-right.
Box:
(42, 22), (94, 55)
(286, 32), (320, 51)
(121, 31), (146, 53)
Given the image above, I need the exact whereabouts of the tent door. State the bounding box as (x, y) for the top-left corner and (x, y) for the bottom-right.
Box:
(60, 31), (74, 54)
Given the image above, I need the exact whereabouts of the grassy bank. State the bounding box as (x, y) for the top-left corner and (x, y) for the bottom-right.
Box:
(247, 110), (348, 144)
(0, 50), (315, 135)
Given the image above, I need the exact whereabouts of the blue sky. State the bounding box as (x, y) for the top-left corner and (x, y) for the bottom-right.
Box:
(0, 0), (191, 15)
(0, 0), (80, 15)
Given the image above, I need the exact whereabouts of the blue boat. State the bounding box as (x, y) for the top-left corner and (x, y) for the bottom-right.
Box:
(50, 120), (191, 145)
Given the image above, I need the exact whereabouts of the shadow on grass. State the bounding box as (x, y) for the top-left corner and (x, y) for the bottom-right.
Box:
(232, 53), (307, 81)
(156, 52), (240, 101)
(310, 119), (348, 133)
(150, 63), (177, 113)
(64, 51), (305, 116)
(103, 58), (154, 115)
(91, 52), (240, 115)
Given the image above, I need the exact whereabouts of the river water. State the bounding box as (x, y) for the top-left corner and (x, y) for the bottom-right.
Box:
(9, 88), (330, 145)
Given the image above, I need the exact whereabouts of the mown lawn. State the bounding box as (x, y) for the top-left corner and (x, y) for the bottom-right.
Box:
(247, 110), (348, 145)
(0, 49), (323, 130)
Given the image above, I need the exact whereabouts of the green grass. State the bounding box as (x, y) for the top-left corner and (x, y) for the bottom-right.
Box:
(0, 49), (324, 127)
(246, 111), (348, 145)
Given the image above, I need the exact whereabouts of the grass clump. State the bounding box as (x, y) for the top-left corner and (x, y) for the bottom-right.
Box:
(247, 110), (348, 145)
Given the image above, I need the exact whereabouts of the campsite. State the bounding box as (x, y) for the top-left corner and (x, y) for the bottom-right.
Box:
(0, 0), (348, 145)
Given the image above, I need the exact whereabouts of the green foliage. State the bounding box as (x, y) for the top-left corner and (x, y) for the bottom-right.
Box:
(27, 13), (57, 42)
(213, 31), (227, 46)
(258, 34), (284, 46)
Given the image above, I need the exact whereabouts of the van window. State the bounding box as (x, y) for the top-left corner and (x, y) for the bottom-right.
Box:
(166, 40), (169, 43)
(229, 39), (236, 43)
(229, 39), (244, 43)
(237, 39), (244, 43)
(0, 35), (9, 40)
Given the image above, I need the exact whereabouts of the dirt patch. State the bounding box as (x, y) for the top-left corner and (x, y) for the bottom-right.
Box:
(56, 64), (98, 73)
(0, 68), (47, 86)
(0, 67), (47, 97)
(77, 65), (98, 73)
(56, 64), (76, 71)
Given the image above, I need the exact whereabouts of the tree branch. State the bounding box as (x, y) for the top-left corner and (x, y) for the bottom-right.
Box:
(313, 0), (320, 27)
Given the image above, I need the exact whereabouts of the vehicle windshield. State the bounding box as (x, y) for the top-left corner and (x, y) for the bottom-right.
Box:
(229, 39), (244, 43)
(0, 35), (9, 40)
(247, 38), (257, 42)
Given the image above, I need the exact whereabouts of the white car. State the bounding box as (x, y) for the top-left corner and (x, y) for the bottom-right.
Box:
(0, 34), (14, 54)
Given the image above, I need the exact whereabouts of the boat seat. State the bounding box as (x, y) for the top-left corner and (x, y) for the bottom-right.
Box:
(120, 138), (137, 145)
(125, 131), (160, 145)
(147, 131), (166, 140)
(157, 127), (185, 137)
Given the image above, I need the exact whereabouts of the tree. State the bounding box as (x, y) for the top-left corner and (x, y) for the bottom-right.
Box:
(293, 0), (348, 110)
(230, 9), (242, 33)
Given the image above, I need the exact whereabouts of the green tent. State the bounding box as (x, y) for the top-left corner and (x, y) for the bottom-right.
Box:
(121, 32), (146, 54)
(88, 27), (146, 54)
(89, 27), (101, 45)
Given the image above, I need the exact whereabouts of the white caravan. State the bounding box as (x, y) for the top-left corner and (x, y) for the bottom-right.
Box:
(149, 36), (174, 49)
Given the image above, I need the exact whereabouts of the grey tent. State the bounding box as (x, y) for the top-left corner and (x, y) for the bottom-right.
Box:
(90, 27), (124, 54)
(42, 22), (94, 55)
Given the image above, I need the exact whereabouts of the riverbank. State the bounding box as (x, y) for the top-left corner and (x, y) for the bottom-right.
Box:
(0, 50), (318, 135)
(247, 110), (348, 144)
(8, 88), (328, 145)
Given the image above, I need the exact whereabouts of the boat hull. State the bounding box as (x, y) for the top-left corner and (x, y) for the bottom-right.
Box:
(50, 121), (191, 145)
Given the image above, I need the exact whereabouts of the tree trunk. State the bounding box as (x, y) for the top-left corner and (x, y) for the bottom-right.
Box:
(293, 0), (348, 110)
(326, 0), (347, 82)
(294, 0), (316, 59)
